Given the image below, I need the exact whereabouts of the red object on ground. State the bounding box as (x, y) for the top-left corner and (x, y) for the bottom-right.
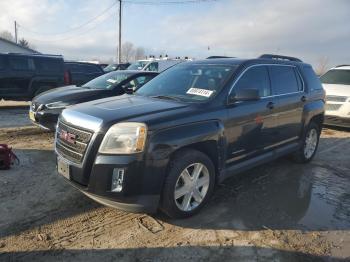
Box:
(0, 144), (19, 170)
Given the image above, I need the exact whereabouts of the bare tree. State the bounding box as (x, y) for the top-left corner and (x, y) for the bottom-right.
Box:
(0, 30), (14, 42)
(315, 56), (330, 76)
(121, 42), (135, 62)
(19, 38), (29, 48)
(135, 47), (146, 60)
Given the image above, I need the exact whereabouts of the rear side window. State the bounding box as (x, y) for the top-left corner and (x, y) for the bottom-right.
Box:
(9, 56), (31, 70)
(303, 66), (323, 90)
(145, 62), (159, 72)
(234, 66), (271, 97)
(83, 64), (102, 74)
(269, 66), (299, 95)
(34, 58), (62, 72)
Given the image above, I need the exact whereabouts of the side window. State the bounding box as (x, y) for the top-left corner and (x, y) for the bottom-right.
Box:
(145, 62), (158, 72)
(269, 66), (299, 95)
(84, 65), (102, 74)
(9, 56), (31, 70)
(0, 56), (5, 70)
(234, 66), (271, 97)
(34, 58), (62, 72)
(294, 68), (303, 91)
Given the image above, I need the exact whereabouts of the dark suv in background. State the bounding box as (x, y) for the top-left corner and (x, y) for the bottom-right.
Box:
(0, 53), (64, 100)
(55, 54), (325, 218)
(0, 53), (105, 100)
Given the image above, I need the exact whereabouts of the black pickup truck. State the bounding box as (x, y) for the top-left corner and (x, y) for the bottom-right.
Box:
(55, 54), (325, 218)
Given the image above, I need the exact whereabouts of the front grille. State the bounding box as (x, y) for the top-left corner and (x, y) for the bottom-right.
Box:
(326, 95), (348, 102)
(56, 120), (93, 164)
(325, 103), (342, 111)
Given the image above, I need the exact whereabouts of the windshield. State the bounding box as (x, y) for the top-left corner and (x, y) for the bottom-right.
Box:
(103, 64), (117, 72)
(136, 64), (236, 102)
(82, 71), (131, 90)
(320, 69), (350, 85)
(127, 61), (149, 70)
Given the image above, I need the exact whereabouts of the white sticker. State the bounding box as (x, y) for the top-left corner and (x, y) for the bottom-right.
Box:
(186, 88), (214, 97)
(107, 79), (117, 84)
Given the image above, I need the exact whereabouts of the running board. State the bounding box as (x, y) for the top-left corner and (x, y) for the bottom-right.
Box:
(219, 142), (299, 183)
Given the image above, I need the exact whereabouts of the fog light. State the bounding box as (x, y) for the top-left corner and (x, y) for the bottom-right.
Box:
(111, 168), (124, 192)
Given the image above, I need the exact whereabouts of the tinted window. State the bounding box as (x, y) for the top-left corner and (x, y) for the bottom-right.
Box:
(9, 56), (31, 70)
(234, 66), (271, 97)
(34, 58), (62, 72)
(83, 64), (102, 73)
(303, 66), (323, 90)
(0, 56), (5, 70)
(320, 69), (350, 85)
(269, 66), (299, 95)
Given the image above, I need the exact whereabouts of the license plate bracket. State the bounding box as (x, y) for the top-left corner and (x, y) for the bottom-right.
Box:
(29, 110), (35, 121)
(57, 157), (70, 180)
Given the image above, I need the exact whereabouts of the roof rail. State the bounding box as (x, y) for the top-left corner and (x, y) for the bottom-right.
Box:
(335, 64), (350, 68)
(259, 54), (302, 62)
(207, 56), (234, 59)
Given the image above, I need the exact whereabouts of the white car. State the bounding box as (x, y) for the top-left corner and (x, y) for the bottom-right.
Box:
(127, 58), (186, 72)
(320, 65), (350, 127)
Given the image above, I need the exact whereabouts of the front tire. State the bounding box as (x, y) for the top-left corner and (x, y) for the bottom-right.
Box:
(293, 121), (320, 163)
(160, 149), (215, 218)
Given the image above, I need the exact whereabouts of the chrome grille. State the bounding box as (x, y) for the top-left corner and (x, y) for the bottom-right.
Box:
(325, 103), (342, 111)
(326, 95), (348, 102)
(56, 120), (93, 164)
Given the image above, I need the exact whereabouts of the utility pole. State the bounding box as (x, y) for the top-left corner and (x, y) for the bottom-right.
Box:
(14, 21), (18, 44)
(118, 0), (122, 63)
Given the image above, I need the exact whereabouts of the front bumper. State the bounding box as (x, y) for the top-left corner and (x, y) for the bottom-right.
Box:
(57, 152), (165, 213)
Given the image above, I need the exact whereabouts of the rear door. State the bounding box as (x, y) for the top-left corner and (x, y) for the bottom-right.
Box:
(226, 65), (277, 164)
(268, 65), (305, 146)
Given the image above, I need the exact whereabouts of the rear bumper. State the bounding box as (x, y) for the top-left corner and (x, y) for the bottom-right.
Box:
(324, 115), (350, 128)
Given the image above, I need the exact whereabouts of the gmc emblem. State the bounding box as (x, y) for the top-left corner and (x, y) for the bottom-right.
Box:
(59, 130), (76, 144)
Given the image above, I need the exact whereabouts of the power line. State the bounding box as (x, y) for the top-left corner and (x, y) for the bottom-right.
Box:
(18, 1), (117, 37)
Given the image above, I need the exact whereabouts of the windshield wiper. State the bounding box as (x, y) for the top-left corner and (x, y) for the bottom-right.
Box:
(151, 95), (182, 102)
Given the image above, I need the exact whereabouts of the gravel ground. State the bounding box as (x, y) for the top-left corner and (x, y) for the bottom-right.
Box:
(0, 109), (349, 261)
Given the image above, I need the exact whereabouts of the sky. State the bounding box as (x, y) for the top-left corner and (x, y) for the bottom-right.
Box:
(0, 0), (349, 68)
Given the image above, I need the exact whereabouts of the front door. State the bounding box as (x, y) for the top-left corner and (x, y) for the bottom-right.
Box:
(225, 65), (278, 165)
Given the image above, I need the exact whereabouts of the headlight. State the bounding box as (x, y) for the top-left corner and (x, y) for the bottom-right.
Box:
(99, 122), (147, 154)
(46, 101), (70, 109)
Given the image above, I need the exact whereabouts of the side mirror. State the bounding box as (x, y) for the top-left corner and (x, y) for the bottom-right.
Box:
(229, 88), (260, 103)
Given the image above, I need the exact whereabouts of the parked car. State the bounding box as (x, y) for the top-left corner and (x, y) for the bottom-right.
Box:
(103, 63), (130, 73)
(320, 65), (350, 127)
(63, 62), (104, 87)
(0, 53), (64, 100)
(55, 54), (325, 218)
(127, 58), (185, 72)
(30, 70), (158, 130)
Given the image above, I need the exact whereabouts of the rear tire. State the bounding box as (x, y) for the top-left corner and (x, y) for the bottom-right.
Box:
(293, 121), (320, 163)
(160, 149), (215, 219)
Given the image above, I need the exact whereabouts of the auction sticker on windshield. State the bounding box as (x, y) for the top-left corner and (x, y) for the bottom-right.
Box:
(107, 79), (117, 84)
(186, 88), (214, 97)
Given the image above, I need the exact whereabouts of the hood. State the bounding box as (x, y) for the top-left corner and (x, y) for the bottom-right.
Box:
(61, 94), (189, 131)
(322, 83), (350, 97)
(33, 85), (107, 104)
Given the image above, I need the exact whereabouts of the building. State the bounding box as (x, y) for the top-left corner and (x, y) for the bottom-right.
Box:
(0, 37), (39, 54)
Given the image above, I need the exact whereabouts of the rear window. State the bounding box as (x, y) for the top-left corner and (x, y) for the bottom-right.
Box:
(320, 69), (350, 85)
(269, 66), (300, 95)
(303, 66), (323, 90)
(34, 58), (62, 72)
(9, 56), (31, 70)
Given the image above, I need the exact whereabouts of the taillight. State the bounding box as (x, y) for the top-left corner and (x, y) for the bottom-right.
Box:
(64, 70), (70, 85)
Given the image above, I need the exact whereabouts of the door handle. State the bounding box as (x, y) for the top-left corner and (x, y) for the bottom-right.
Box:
(301, 96), (307, 102)
(266, 101), (274, 110)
